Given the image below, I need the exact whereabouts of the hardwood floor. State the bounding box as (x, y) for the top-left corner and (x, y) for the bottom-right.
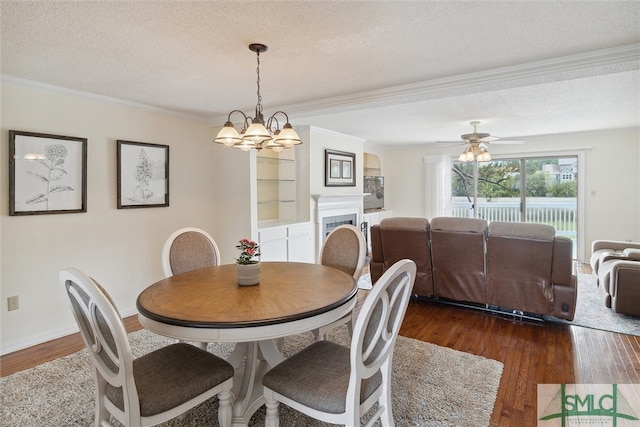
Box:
(2, 267), (639, 426)
(400, 299), (640, 426)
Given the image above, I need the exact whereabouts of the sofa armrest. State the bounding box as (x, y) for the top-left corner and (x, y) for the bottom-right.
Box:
(553, 275), (577, 320)
(552, 236), (574, 286)
(551, 236), (577, 320)
(623, 248), (640, 260)
(608, 260), (640, 316)
(591, 239), (640, 253)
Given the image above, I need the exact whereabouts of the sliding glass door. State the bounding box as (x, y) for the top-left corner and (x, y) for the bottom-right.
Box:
(451, 156), (578, 258)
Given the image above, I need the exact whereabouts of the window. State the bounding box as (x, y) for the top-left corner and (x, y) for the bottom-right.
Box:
(451, 156), (578, 258)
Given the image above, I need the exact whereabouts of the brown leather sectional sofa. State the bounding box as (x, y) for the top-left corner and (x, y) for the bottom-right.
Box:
(370, 216), (577, 320)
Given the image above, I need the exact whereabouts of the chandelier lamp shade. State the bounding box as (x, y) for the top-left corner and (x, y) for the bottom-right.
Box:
(214, 43), (302, 152)
(458, 143), (492, 162)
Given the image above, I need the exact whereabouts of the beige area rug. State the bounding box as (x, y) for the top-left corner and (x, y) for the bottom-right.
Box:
(545, 273), (640, 336)
(1, 327), (503, 427)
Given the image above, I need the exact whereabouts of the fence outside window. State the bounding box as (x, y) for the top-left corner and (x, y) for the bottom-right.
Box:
(452, 197), (578, 257)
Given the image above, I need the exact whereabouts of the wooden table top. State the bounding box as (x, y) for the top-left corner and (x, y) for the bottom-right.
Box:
(137, 262), (357, 328)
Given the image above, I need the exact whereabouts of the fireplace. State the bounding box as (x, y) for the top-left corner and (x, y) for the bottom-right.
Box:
(322, 213), (358, 239)
(313, 194), (364, 260)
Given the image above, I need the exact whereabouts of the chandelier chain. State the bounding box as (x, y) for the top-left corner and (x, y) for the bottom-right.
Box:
(255, 50), (262, 115)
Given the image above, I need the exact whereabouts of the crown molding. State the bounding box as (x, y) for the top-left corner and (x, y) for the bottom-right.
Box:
(265, 43), (640, 120)
(0, 75), (210, 123)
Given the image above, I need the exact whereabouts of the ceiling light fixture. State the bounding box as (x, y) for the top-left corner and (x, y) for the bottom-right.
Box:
(458, 143), (492, 162)
(214, 43), (302, 152)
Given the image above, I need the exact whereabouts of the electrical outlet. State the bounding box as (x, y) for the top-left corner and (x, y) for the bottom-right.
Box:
(7, 295), (19, 311)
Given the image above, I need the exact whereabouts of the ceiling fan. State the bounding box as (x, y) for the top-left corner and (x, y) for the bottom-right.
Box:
(437, 121), (525, 145)
(437, 121), (525, 162)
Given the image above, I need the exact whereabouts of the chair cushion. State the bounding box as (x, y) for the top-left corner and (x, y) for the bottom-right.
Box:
(262, 340), (382, 414)
(106, 343), (234, 417)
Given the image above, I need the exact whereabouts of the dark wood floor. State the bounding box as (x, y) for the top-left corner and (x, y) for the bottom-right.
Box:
(400, 299), (639, 426)
(2, 267), (639, 427)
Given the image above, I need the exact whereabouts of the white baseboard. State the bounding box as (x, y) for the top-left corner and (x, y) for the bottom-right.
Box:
(0, 307), (138, 356)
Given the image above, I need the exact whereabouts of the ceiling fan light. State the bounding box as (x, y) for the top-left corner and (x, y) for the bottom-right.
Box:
(477, 151), (491, 162)
(465, 150), (475, 162)
(458, 152), (467, 162)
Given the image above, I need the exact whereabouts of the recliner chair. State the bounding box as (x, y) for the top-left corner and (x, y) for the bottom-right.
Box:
(370, 217), (433, 296)
(430, 216), (487, 305)
(591, 241), (640, 316)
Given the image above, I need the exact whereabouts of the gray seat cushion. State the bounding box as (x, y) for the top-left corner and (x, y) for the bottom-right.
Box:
(106, 343), (234, 417)
(262, 340), (382, 414)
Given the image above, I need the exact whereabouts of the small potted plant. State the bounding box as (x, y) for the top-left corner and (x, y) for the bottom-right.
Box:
(235, 238), (261, 286)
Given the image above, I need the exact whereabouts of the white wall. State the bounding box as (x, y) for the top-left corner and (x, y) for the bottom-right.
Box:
(380, 127), (640, 262)
(301, 126), (365, 197)
(0, 82), (247, 353)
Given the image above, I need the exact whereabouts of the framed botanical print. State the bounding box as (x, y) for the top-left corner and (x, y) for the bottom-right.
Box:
(117, 140), (169, 208)
(9, 130), (87, 216)
(325, 149), (356, 187)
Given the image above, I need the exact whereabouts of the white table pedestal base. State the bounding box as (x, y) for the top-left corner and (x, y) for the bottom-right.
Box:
(227, 340), (286, 427)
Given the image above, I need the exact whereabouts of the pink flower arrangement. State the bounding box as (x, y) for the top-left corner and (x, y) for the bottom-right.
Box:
(235, 239), (261, 265)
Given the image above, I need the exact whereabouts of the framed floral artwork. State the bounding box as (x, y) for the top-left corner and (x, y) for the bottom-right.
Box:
(325, 149), (356, 187)
(9, 130), (87, 216)
(117, 140), (169, 209)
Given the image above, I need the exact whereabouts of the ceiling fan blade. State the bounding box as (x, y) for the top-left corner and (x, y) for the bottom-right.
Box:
(489, 140), (525, 145)
(478, 136), (499, 142)
(436, 142), (467, 148)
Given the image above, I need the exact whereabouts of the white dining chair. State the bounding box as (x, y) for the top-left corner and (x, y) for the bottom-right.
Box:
(262, 259), (416, 427)
(60, 267), (234, 427)
(161, 227), (221, 277)
(315, 224), (367, 340)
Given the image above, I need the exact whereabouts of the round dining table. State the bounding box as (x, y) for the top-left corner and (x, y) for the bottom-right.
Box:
(136, 261), (357, 427)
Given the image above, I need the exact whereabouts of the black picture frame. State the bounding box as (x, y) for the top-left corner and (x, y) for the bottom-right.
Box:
(325, 149), (356, 187)
(9, 130), (87, 216)
(117, 140), (169, 209)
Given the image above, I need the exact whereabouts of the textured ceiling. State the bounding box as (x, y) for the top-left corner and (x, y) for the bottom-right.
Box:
(1, 1), (639, 146)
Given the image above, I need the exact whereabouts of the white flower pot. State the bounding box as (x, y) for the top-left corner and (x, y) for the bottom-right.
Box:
(237, 262), (261, 286)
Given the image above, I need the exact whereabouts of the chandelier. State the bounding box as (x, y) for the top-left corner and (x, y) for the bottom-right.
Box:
(214, 43), (302, 152)
(458, 143), (491, 162)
